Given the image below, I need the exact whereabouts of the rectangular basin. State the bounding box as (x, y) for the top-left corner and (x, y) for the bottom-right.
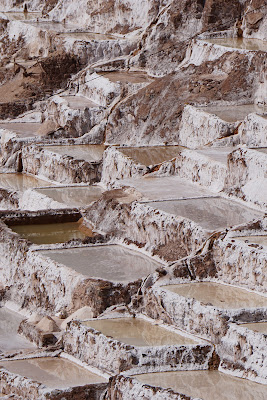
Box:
(0, 173), (52, 192)
(235, 235), (267, 247)
(162, 282), (267, 309)
(197, 104), (264, 122)
(42, 144), (106, 163)
(41, 244), (162, 283)
(133, 370), (267, 400)
(0, 357), (107, 389)
(119, 145), (184, 166)
(0, 122), (43, 137)
(144, 197), (263, 231)
(205, 38), (267, 52)
(239, 322), (267, 334)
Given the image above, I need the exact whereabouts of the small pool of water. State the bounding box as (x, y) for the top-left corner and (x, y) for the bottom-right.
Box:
(0, 173), (53, 192)
(58, 31), (118, 41)
(36, 185), (103, 208)
(197, 104), (264, 122)
(239, 322), (267, 334)
(235, 235), (267, 247)
(60, 95), (99, 109)
(204, 37), (267, 52)
(121, 176), (212, 201)
(0, 122), (43, 137)
(252, 148), (267, 155)
(10, 221), (92, 244)
(0, 307), (35, 353)
(101, 71), (151, 84)
(41, 245), (162, 283)
(162, 282), (267, 309)
(0, 357), (107, 389)
(83, 318), (197, 346)
(195, 147), (234, 165)
(119, 146), (184, 166)
(145, 197), (263, 231)
(43, 144), (106, 163)
(134, 370), (267, 400)
(1, 12), (42, 21)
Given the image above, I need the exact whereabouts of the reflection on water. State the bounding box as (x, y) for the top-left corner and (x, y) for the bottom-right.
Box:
(10, 221), (92, 244)
(134, 370), (267, 400)
(0, 173), (52, 192)
(163, 282), (267, 309)
(0, 308), (34, 352)
(0, 357), (107, 389)
(235, 235), (267, 247)
(41, 245), (162, 282)
(36, 185), (103, 208)
(120, 146), (184, 166)
(83, 318), (197, 346)
(239, 322), (267, 334)
(145, 197), (263, 231)
(43, 144), (106, 162)
(205, 37), (267, 52)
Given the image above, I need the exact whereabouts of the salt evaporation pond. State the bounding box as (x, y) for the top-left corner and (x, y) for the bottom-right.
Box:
(43, 144), (106, 162)
(0, 173), (52, 192)
(0, 307), (34, 353)
(60, 95), (100, 109)
(11, 221), (91, 245)
(41, 245), (162, 283)
(205, 37), (267, 52)
(121, 176), (213, 201)
(119, 146), (184, 166)
(197, 104), (264, 122)
(101, 71), (151, 84)
(162, 282), (267, 309)
(0, 357), (107, 389)
(0, 122), (43, 138)
(35, 185), (103, 208)
(239, 322), (267, 334)
(133, 370), (267, 400)
(145, 197), (263, 230)
(83, 318), (197, 346)
(235, 236), (267, 247)
(58, 31), (118, 41)
(1, 12), (42, 20)
(253, 148), (267, 155)
(195, 147), (234, 165)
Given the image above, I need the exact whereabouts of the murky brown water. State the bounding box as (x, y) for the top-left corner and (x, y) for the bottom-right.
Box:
(36, 185), (103, 207)
(0, 122), (43, 137)
(205, 37), (267, 52)
(145, 197), (263, 231)
(43, 144), (106, 162)
(134, 370), (267, 400)
(60, 95), (99, 109)
(195, 147), (234, 165)
(121, 176), (212, 200)
(83, 318), (197, 346)
(58, 31), (117, 41)
(41, 245), (162, 282)
(0, 357), (107, 389)
(101, 71), (151, 84)
(2, 12), (42, 21)
(197, 104), (264, 122)
(11, 221), (91, 244)
(0, 173), (53, 192)
(239, 322), (267, 333)
(235, 236), (267, 247)
(162, 282), (267, 309)
(0, 307), (35, 352)
(120, 146), (184, 166)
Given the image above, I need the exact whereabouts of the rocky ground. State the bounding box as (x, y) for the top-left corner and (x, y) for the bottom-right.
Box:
(0, 1), (266, 399)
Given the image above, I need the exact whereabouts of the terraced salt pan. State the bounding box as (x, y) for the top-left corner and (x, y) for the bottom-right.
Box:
(197, 104), (264, 122)
(235, 236), (267, 247)
(22, 21), (78, 32)
(252, 148), (267, 155)
(0, 173), (52, 192)
(1, 12), (42, 21)
(0, 307), (34, 353)
(10, 221), (90, 245)
(35, 185), (103, 208)
(60, 95), (100, 109)
(121, 176), (213, 201)
(195, 147), (234, 165)
(119, 146), (184, 166)
(133, 370), (267, 400)
(145, 197), (263, 231)
(162, 282), (267, 309)
(205, 37), (267, 52)
(101, 71), (151, 84)
(42, 144), (106, 162)
(0, 357), (107, 389)
(58, 31), (118, 41)
(239, 322), (267, 333)
(0, 122), (43, 137)
(83, 318), (197, 347)
(41, 245), (162, 283)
